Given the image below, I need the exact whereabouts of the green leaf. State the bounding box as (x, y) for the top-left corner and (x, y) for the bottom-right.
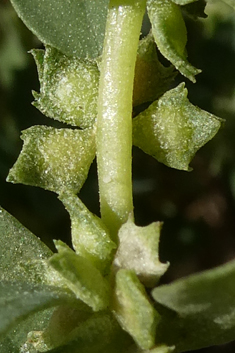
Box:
(9, 0), (109, 59)
(133, 34), (176, 107)
(32, 47), (99, 129)
(0, 208), (82, 351)
(7, 126), (96, 194)
(147, 0), (201, 82)
(0, 206), (52, 284)
(0, 281), (76, 339)
(0, 309), (52, 353)
(59, 192), (116, 275)
(26, 306), (92, 351)
(48, 241), (110, 312)
(113, 269), (159, 350)
(113, 217), (168, 288)
(152, 260), (235, 352)
(36, 312), (133, 353)
(0, 207), (54, 352)
(133, 83), (223, 171)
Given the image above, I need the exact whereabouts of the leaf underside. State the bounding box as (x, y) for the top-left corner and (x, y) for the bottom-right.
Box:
(9, 0), (109, 58)
(147, 0), (201, 82)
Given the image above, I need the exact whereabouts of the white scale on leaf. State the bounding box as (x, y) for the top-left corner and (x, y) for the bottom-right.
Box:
(113, 217), (168, 288)
(31, 46), (99, 129)
(7, 126), (96, 195)
(133, 83), (223, 171)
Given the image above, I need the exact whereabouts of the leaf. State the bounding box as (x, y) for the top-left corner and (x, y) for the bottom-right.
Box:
(147, 0), (201, 82)
(0, 206), (52, 284)
(0, 207), (54, 352)
(35, 312), (133, 353)
(59, 192), (116, 275)
(0, 281), (76, 339)
(7, 126), (96, 194)
(26, 306), (92, 351)
(152, 260), (235, 352)
(113, 217), (168, 288)
(0, 208), (82, 351)
(32, 47), (99, 129)
(48, 241), (110, 312)
(9, 0), (109, 59)
(113, 269), (159, 350)
(133, 34), (176, 107)
(133, 83), (223, 171)
(0, 309), (52, 353)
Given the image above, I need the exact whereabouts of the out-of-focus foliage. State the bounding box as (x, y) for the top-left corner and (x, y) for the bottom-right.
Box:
(0, 5), (26, 88)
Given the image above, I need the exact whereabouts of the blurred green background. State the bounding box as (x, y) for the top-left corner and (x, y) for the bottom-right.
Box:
(1, 0), (235, 352)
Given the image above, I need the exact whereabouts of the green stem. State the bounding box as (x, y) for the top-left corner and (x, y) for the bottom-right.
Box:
(96, 0), (146, 238)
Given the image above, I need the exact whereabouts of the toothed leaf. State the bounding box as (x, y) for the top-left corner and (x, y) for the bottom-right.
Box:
(32, 46), (99, 129)
(133, 83), (223, 171)
(7, 126), (96, 194)
(113, 218), (168, 288)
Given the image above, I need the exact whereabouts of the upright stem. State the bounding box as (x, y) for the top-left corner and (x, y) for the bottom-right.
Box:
(96, 0), (146, 239)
